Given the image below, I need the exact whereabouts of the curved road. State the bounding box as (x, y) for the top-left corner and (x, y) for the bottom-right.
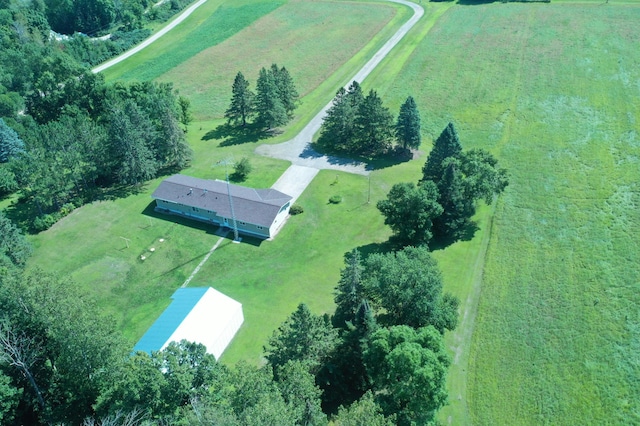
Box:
(92, 0), (209, 73)
(91, 0), (424, 200)
(263, 0), (424, 200)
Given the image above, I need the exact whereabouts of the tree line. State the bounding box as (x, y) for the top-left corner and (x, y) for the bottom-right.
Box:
(316, 81), (421, 157)
(0, 0), (193, 231)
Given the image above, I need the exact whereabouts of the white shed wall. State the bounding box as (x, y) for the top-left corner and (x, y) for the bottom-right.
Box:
(162, 288), (244, 360)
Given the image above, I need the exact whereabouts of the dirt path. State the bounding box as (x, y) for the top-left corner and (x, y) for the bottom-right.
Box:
(92, 0), (209, 73)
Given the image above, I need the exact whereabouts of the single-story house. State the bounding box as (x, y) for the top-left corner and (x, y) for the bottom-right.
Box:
(152, 174), (292, 239)
(133, 287), (244, 360)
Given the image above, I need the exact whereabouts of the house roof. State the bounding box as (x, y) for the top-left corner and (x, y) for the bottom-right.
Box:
(133, 287), (244, 359)
(134, 287), (209, 354)
(152, 174), (292, 227)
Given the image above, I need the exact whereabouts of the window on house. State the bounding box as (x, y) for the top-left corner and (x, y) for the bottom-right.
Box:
(279, 202), (291, 213)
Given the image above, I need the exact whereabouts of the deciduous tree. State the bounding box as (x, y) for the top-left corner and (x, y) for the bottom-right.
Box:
(376, 181), (443, 246)
(363, 246), (458, 332)
(0, 212), (32, 268)
(332, 391), (394, 426)
(363, 325), (450, 425)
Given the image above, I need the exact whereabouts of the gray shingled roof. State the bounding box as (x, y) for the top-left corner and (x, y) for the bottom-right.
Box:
(152, 174), (292, 227)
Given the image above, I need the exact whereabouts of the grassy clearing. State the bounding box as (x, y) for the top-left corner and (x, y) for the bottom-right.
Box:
(156, 0), (405, 121)
(360, 2), (640, 424)
(372, 3), (639, 424)
(27, 0), (414, 356)
(101, 0), (284, 82)
(188, 165), (421, 364)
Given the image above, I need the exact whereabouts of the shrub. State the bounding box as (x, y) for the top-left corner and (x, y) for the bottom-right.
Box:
(329, 195), (342, 204)
(33, 214), (58, 232)
(0, 166), (18, 196)
(289, 204), (304, 215)
(231, 157), (252, 182)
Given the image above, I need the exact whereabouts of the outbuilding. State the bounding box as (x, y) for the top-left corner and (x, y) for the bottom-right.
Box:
(152, 174), (292, 239)
(133, 287), (244, 360)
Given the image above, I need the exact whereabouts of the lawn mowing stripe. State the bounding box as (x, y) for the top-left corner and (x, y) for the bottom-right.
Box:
(181, 230), (229, 288)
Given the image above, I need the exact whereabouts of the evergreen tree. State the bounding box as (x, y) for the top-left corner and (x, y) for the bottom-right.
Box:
(421, 122), (462, 184)
(317, 87), (354, 152)
(0, 118), (25, 163)
(354, 90), (394, 156)
(395, 96), (421, 150)
(264, 303), (338, 377)
(433, 150), (508, 241)
(155, 105), (192, 169)
(106, 100), (157, 185)
(332, 249), (366, 330)
(317, 82), (365, 153)
(432, 158), (474, 240)
(271, 64), (299, 118)
(225, 72), (255, 127)
(346, 81), (364, 107)
(255, 67), (288, 130)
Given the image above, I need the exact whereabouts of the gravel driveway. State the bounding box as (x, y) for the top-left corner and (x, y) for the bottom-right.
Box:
(258, 0), (424, 192)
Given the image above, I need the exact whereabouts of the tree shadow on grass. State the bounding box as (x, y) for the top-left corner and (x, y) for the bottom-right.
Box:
(202, 122), (271, 147)
(311, 142), (418, 171)
(428, 221), (480, 251)
(351, 240), (397, 261)
(95, 183), (147, 202)
(2, 197), (40, 233)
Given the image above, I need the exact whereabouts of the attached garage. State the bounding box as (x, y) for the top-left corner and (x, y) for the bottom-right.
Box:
(134, 287), (244, 360)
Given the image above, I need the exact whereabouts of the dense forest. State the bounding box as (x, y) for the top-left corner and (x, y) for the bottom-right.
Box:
(0, 0), (193, 231)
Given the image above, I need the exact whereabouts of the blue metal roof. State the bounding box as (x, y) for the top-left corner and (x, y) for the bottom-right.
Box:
(133, 287), (209, 354)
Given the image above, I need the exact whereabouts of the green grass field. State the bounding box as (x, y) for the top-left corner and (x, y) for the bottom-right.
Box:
(27, 0), (411, 352)
(23, 0), (640, 424)
(366, 3), (639, 424)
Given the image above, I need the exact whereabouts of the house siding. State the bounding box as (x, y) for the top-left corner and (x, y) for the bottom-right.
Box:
(155, 199), (272, 238)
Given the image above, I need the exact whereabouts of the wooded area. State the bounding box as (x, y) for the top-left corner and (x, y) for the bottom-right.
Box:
(0, 1), (192, 231)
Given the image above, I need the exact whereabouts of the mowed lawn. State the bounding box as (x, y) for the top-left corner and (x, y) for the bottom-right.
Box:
(27, 1), (412, 353)
(366, 3), (639, 424)
(104, 0), (406, 122)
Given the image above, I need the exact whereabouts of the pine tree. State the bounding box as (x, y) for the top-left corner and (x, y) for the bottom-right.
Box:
(271, 64), (299, 118)
(255, 67), (288, 130)
(354, 90), (394, 156)
(432, 158), (474, 240)
(317, 82), (366, 153)
(421, 122), (462, 184)
(395, 96), (421, 150)
(225, 72), (255, 127)
(318, 87), (354, 152)
(0, 118), (25, 163)
(333, 249), (366, 330)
